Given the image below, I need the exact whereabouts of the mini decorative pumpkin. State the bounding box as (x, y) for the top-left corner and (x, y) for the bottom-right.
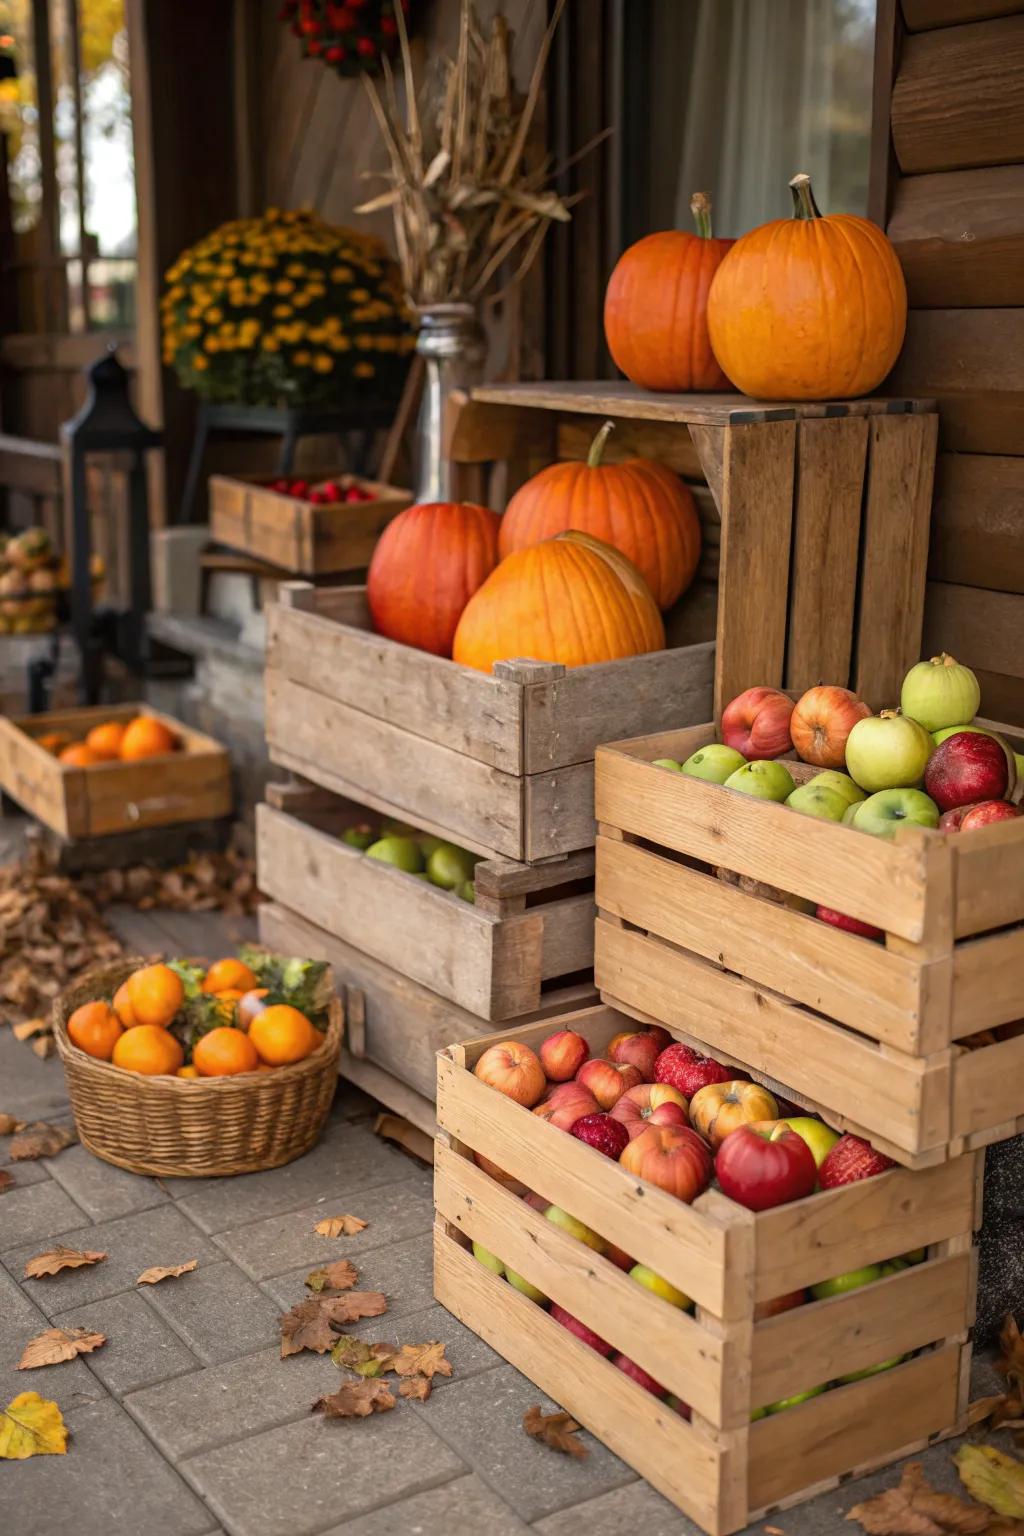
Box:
(604, 192), (734, 393)
(498, 421), (701, 609)
(706, 173), (907, 401)
(368, 500), (500, 657)
(452, 530), (665, 673)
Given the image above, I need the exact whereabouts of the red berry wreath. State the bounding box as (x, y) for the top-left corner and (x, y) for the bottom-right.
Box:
(278, 0), (412, 75)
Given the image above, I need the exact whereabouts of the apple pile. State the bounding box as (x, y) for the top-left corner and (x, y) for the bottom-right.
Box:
(470, 1026), (922, 1413)
(339, 816), (479, 902)
(267, 476), (378, 506)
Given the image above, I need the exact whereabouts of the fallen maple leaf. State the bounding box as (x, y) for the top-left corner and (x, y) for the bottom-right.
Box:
(399, 1378), (431, 1401)
(956, 1447), (1024, 1521)
(280, 1293), (387, 1358)
(523, 1405), (588, 1460)
(0, 1113), (25, 1135)
(18, 1327), (106, 1370)
(9, 1122), (77, 1161)
(0, 1392), (68, 1458)
(31, 1036), (56, 1060)
(0, 1170), (12, 1194)
(305, 1260), (358, 1294)
(12, 1018), (50, 1043)
(313, 1380), (395, 1418)
(24, 1245), (107, 1280)
(846, 1461), (991, 1534)
(330, 1337), (396, 1376)
(391, 1342), (453, 1381)
(136, 1260), (198, 1286)
(314, 1215), (367, 1237)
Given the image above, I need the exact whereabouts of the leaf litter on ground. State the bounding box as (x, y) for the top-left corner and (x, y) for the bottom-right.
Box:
(136, 1260), (198, 1285)
(279, 1293), (387, 1358)
(314, 1215), (367, 1237)
(0, 1393), (68, 1458)
(8, 1121), (76, 1160)
(523, 1405), (588, 1460)
(957, 1446), (1024, 1522)
(313, 1381), (395, 1418)
(23, 1245), (107, 1280)
(304, 1259), (358, 1294)
(975, 1316), (1024, 1446)
(0, 1169), (12, 1194)
(846, 1459), (1024, 1535)
(18, 1327), (106, 1370)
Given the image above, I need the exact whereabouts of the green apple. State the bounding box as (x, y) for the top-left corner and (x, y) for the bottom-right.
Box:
(505, 1267), (548, 1304)
(836, 1354), (906, 1385)
(879, 1258), (910, 1277)
(851, 788), (940, 840)
(382, 818), (418, 837)
(366, 835), (425, 873)
(456, 880), (476, 903)
(342, 824), (377, 850)
(417, 833), (448, 859)
(783, 1117), (840, 1169)
(724, 760), (795, 803)
(766, 1384), (827, 1413)
(427, 842), (478, 890)
(845, 712), (933, 792)
(750, 1406), (769, 1422)
(680, 744), (747, 784)
(1017, 752), (1024, 786)
(545, 1206), (606, 1253)
(902, 655), (980, 734)
(933, 723), (988, 747)
(810, 1263), (882, 1301)
(842, 801), (860, 827)
(903, 1247), (926, 1264)
(786, 783), (849, 822)
(652, 757), (682, 772)
(629, 1263), (692, 1311)
(472, 1241), (505, 1275)
(808, 770), (865, 808)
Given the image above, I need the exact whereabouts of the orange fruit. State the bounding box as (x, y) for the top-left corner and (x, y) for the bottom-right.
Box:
(59, 743), (100, 767)
(67, 1000), (123, 1060)
(202, 958), (259, 995)
(193, 1026), (260, 1077)
(126, 963), (184, 1028)
(176, 1065), (199, 1079)
(112, 981), (138, 1029)
(37, 731), (71, 755)
(119, 716), (178, 760)
(85, 721), (126, 760)
(254, 1062), (275, 1073)
(112, 1024), (184, 1075)
(249, 1004), (320, 1066)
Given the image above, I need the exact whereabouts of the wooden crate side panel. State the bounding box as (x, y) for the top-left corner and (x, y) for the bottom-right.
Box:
(594, 747), (928, 942)
(928, 452), (1024, 593)
(522, 761), (597, 861)
(746, 1346), (961, 1510)
(434, 1142), (733, 1425)
(923, 584), (1024, 682)
(555, 415), (704, 478)
(750, 1253), (972, 1409)
(596, 835), (929, 1052)
(953, 818), (1024, 936)
(889, 166), (1024, 309)
(889, 308), (1024, 456)
(951, 1032), (1024, 1137)
(81, 751), (232, 837)
(952, 925), (1024, 1033)
(595, 922), (948, 1158)
(0, 716), (75, 835)
(433, 1232), (736, 1536)
(446, 1001), (628, 1071)
(536, 893), (596, 984)
(891, 15), (1024, 174)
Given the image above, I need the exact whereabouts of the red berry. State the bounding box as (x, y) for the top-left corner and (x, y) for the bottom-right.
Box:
(325, 45), (344, 62)
(289, 479), (309, 497)
(343, 486), (363, 502)
(307, 39), (322, 53)
(300, 17), (322, 34)
(381, 15), (397, 34)
(308, 489), (326, 504)
(321, 481), (341, 501)
(270, 478), (290, 493)
(356, 35), (376, 56)
(569, 1113), (629, 1161)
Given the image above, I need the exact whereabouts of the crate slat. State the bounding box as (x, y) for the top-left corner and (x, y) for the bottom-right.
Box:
(209, 472), (410, 575)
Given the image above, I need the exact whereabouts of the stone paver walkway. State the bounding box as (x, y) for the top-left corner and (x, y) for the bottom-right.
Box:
(0, 907), (1001, 1536)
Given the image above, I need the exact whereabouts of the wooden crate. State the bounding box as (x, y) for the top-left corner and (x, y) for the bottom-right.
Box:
(593, 719), (1024, 1168)
(0, 704), (232, 839)
(209, 472), (411, 576)
(256, 781), (595, 1020)
(258, 901), (598, 1113)
(449, 381), (939, 714)
(434, 1003), (980, 1536)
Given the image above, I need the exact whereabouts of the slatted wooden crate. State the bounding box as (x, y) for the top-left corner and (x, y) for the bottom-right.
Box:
(0, 704), (231, 839)
(593, 719), (1024, 1168)
(434, 1003), (980, 1536)
(256, 779), (595, 1020)
(209, 472), (411, 576)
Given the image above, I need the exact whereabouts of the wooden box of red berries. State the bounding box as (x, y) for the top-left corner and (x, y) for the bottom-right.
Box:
(209, 472), (411, 577)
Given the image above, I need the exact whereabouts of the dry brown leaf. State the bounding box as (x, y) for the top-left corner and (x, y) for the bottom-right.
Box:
(314, 1215), (367, 1238)
(313, 1380), (395, 1418)
(280, 1293), (387, 1358)
(9, 1122), (77, 1161)
(0, 1113), (25, 1135)
(391, 1342), (452, 1381)
(12, 1018), (49, 1042)
(846, 1461), (992, 1535)
(0, 1170), (12, 1194)
(523, 1405), (588, 1460)
(399, 1378), (431, 1401)
(18, 1327), (106, 1370)
(136, 1260), (198, 1286)
(31, 1036), (56, 1060)
(305, 1260), (358, 1294)
(24, 1245), (107, 1280)
(330, 1337), (396, 1376)
(974, 1317), (1024, 1444)
(0, 1392), (68, 1458)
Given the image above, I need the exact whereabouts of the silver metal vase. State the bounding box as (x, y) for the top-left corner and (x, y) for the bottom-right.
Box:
(412, 303), (487, 503)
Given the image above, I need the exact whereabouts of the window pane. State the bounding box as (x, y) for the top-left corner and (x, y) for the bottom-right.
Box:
(79, 0), (136, 326)
(0, 0), (42, 233)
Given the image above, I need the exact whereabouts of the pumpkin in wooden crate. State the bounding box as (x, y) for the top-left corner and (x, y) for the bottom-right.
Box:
(367, 500), (500, 657)
(604, 192), (734, 393)
(497, 421), (701, 609)
(453, 530), (665, 673)
(707, 172), (907, 401)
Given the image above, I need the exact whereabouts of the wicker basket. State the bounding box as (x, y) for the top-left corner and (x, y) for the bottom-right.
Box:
(53, 958), (344, 1177)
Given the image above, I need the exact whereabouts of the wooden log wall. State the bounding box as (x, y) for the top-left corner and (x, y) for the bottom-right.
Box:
(883, 1), (1024, 722)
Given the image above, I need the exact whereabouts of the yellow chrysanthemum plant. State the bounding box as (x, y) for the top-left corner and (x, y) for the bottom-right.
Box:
(160, 208), (415, 408)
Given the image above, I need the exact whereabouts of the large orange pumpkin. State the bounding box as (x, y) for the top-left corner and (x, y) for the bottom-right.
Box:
(707, 173), (907, 401)
(367, 500), (500, 657)
(452, 530), (665, 674)
(498, 421), (700, 609)
(604, 192), (734, 393)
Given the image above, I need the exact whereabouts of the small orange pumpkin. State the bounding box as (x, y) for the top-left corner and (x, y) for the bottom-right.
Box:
(707, 172), (907, 401)
(604, 192), (734, 393)
(367, 500), (500, 657)
(497, 421), (701, 610)
(452, 530), (665, 674)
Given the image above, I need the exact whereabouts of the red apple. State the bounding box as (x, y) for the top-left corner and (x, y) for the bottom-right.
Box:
(939, 803), (979, 832)
(610, 1083), (689, 1141)
(612, 1352), (667, 1397)
(522, 1190), (550, 1213)
(790, 685), (871, 770)
(619, 1124), (713, 1204)
(532, 1085), (599, 1132)
(473, 1151), (527, 1194)
(608, 1031), (660, 1080)
(753, 1289), (807, 1321)
(569, 1113), (630, 1160)
(666, 1395), (692, 1419)
(539, 1029), (590, 1082)
(715, 1124), (818, 1211)
(576, 1058), (643, 1111)
(550, 1303), (613, 1356)
(815, 905), (884, 941)
(960, 800), (1023, 831)
(689, 1080), (779, 1148)
(474, 1041), (546, 1106)
(818, 1134), (895, 1188)
(655, 1042), (732, 1099)
(604, 1242), (635, 1272)
(925, 731), (1014, 813)
(721, 686), (794, 759)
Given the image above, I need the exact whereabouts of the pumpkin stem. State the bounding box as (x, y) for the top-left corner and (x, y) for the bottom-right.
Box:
(690, 192), (714, 239)
(789, 172), (822, 221)
(588, 420), (616, 468)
